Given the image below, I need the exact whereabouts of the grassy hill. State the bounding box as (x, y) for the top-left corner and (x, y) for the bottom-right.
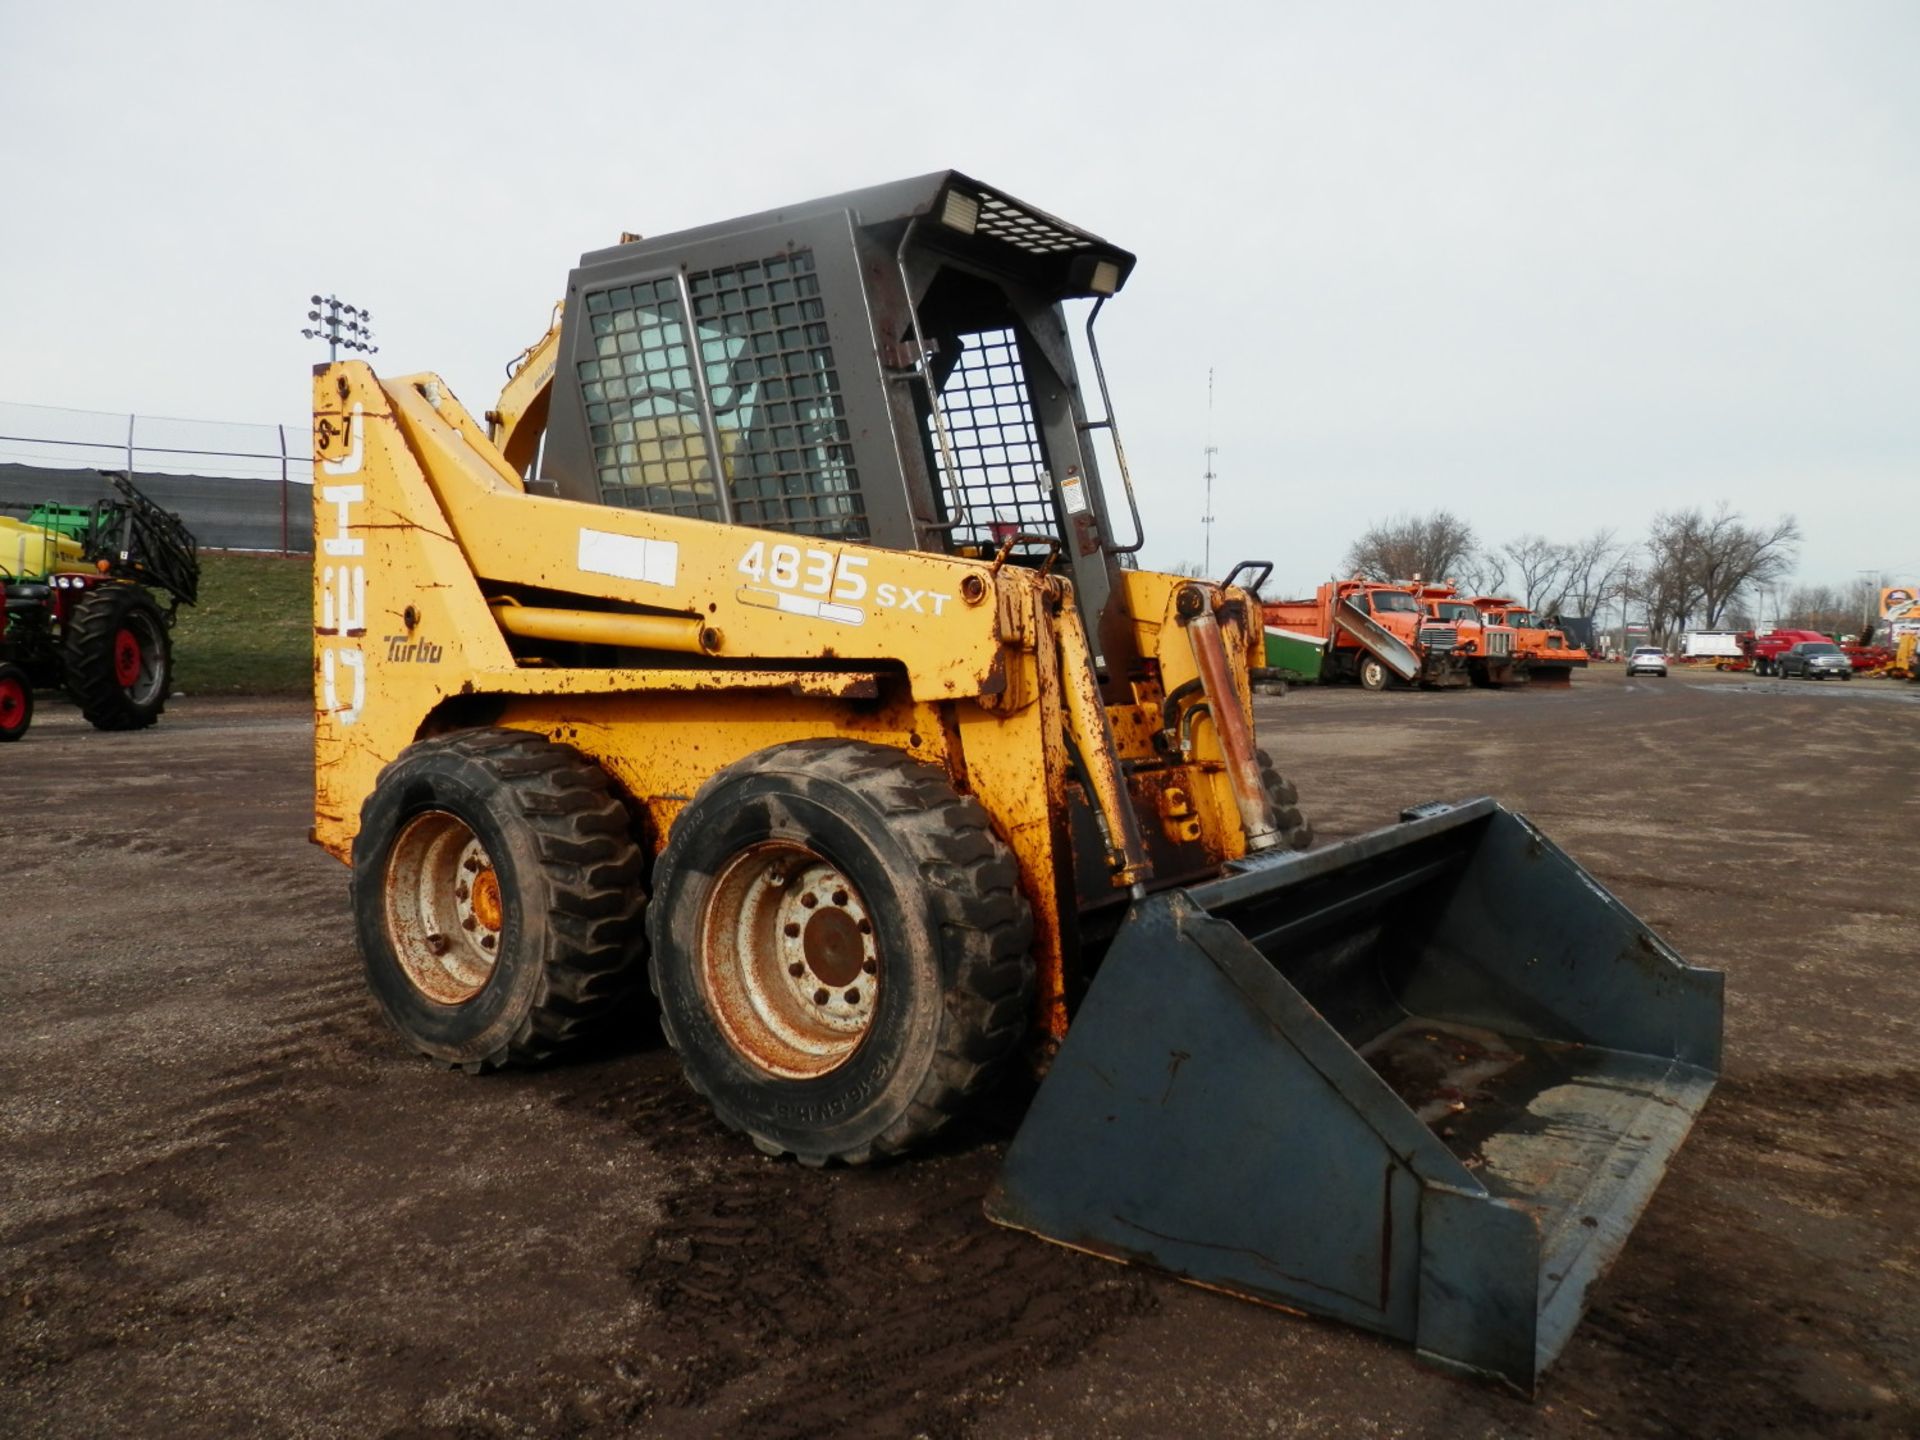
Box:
(172, 552), (311, 696)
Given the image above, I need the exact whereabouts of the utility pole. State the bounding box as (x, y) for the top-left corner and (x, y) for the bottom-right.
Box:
(1858, 568), (1882, 641)
(1200, 368), (1218, 578)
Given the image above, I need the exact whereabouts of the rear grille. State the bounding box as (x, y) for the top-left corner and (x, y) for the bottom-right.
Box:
(1419, 626), (1455, 651)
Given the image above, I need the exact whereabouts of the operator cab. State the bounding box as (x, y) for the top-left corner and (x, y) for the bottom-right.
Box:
(538, 171), (1141, 660)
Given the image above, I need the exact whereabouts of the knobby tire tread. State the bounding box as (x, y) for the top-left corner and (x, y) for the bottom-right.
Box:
(64, 585), (168, 731)
(372, 728), (646, 1072)
(650, 739), (1035, 1165)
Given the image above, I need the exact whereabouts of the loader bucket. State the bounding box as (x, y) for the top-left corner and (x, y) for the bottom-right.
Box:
(986, 797), (1722, 1395)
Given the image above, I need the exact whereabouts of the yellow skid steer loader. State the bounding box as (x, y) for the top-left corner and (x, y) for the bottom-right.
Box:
(311, 173), (1721, 1393)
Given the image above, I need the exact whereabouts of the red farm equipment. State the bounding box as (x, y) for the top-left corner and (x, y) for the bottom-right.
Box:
(0, 473), (200, 738)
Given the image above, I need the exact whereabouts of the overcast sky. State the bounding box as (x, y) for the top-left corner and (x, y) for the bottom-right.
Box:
(2, 1), (1914, 594)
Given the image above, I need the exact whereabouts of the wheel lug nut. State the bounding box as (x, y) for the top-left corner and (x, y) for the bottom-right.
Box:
(784, 922), (800, 938)
(844, 988), (860, 1005)
(832, 889), (848, 906)
(789, 962), (805, 977)
(862, 960), (877, 975)
(480, 934), (497, 951)
(812, 988), (829, 1005)
(801, 894), (818, 909)
(461, 916), (477, 931)
(857, 919), (872, 934)
(455, 884), (469, 901)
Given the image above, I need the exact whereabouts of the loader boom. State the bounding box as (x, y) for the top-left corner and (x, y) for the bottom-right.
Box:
(485, 304), (562, 479)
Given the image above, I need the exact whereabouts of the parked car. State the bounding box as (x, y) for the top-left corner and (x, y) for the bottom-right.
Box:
(1776, 640), (1853, 681)
(1626, 646), (1668, 677)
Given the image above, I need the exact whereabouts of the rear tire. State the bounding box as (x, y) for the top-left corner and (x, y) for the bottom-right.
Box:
(648, 740), (1034, 1166)
(1357, 656), (1389, 691)
(0, 663), (32, 741)
(64, 584), (171, 730)
(1256, 749), (1314, 850)
(351, 729), (648, 1072)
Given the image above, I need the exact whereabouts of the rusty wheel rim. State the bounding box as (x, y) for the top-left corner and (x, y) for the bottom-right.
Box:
(699, 841), (880, 1080)
(384, 810), (502, 1005)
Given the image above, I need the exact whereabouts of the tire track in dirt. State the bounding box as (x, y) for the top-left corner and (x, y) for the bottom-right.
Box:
(1545, 1067), (1920, 1439)
(0, 957), (373, 1325)
(18, 827), (345, 913)
(603, 1089), (1158, 1439)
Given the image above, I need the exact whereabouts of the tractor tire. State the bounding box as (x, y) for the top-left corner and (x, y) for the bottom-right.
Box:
(0, 663), (32, 741)
(1256, 749), (1314, 850)
(64, 584), (171, 731)
(351, 728), (648, 1072)
(1357, 656), (1390, 691)
(648, 739), (1035, 1166)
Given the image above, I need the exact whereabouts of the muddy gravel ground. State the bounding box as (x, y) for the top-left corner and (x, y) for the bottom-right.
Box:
(2, 666), (1917, 1439)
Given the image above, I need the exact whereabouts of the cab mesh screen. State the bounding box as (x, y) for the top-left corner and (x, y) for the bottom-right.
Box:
(926, 327), (1056, 548)
(577, 249), (866, 537)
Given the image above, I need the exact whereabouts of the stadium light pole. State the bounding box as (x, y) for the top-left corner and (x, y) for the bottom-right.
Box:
(1857, 567), (1882, 641)
(302, 295), (379, 363)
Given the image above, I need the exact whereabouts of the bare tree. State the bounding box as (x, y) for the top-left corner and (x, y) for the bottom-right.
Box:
(1342, 511), (1478, 583)
(1455, 551), (1509, 597)
(1633, 505), (1801, 643)
(1778, 583), (1853, 635)
(1554, 529), (1631, 619)
(1693, 506), (1800, 627)
(1501, 534), (1571, 610)
(1635, 513), (1705, 645)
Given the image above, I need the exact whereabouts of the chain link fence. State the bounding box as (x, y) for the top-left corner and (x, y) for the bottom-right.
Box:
(0, 400), (315, 554)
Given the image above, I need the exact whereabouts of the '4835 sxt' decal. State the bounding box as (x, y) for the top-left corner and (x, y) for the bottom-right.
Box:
(734, 541), (952, 626)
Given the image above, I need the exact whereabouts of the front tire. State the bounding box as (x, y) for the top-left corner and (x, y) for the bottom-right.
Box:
(648, 740), (1034, 1166)
(351, 729), (647, 1071)
(65, 585), (171, 730)
(0, 663), (32, 741)
(1357, 656), (1389, 691)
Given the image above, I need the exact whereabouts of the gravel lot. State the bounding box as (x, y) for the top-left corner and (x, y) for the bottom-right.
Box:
(2, 666), (1915, 1438)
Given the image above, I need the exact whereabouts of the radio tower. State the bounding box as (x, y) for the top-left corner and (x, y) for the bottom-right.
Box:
(1202, 368), (1218, 576)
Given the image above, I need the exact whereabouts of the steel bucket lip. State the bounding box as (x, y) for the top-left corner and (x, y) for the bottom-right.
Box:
(1187, 795), (1500, 913)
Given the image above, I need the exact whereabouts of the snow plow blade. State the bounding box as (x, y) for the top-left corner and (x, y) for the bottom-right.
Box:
(1331, 597), (1423, 680)
(986, 797), (1723, 1395)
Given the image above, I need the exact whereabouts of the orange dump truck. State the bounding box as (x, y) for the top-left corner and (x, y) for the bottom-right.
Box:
(1265, 579), (1467, 690)
(1468, 597), (1589, 684)
(1414, 584), (1521, 687)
